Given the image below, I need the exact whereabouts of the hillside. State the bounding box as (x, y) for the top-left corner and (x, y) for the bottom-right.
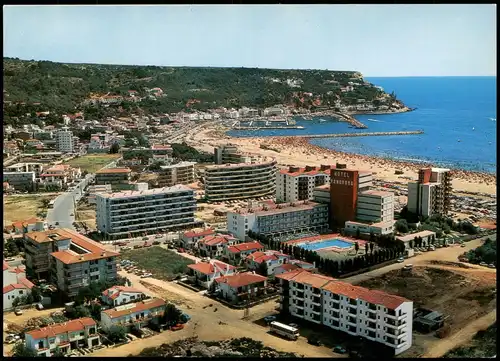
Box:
(3, 57), (402, 124)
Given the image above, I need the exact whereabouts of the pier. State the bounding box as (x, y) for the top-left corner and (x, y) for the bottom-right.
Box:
(273, 130), (424, 139)
(330, 112), (368, 129)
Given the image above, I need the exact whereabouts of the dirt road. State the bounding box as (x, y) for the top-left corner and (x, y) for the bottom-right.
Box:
(423, 309), (497, 358)
(3, 306), (64, 325)
(346, 237), (492, 285)
(91, 271), (334, 357)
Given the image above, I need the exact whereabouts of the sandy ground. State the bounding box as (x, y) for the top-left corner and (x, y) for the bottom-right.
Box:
(88, 272), (335, 358)
(187, 126), (496, 196)
(3, 194), (55, 225)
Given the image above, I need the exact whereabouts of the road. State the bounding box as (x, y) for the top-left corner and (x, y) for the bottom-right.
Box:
(45, 158), (120, 229)
(345, 234), (495, 285)
(88, 271), (336, 358)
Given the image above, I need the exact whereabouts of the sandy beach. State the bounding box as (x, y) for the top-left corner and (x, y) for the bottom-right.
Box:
(187, 125), (496, 196)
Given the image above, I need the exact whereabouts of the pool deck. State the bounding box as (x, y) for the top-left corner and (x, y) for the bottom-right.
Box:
(284, 233), (368, 250)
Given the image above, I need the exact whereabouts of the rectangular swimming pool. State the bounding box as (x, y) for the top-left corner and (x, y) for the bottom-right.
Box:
(297, 239), (353, 251)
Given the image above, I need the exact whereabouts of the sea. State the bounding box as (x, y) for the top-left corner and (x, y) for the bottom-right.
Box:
(227, 77), (497, 174)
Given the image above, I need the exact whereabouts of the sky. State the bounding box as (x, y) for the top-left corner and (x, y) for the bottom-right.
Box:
(3, 5), (496, 77)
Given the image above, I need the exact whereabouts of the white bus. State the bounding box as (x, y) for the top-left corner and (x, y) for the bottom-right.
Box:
(270, 321), (299, 340)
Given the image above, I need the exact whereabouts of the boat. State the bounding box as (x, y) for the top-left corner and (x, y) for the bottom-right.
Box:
(472, 127), (475, 131)
(319, 119), (327, 123)
(457, 139), (461, 142)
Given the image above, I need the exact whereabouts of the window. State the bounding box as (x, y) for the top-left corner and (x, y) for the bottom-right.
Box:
(49, 339), (55, 344)
(80, 332), (84, 336)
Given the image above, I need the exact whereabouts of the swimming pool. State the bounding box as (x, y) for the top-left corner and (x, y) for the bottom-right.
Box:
(297, 239), (353, 251)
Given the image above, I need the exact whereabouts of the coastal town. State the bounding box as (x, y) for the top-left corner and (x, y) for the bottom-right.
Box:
(3, 85), (497, 358)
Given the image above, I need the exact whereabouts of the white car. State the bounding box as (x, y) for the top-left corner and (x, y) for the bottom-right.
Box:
(396, 257), (404, 263)
(140, 273), (152, 278)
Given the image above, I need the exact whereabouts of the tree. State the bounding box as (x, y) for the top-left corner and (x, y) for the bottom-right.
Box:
(52, 347), (66, 357)
(395, 219), (409, 233)
(12, 343), (38, 358)
(106, 325), (127, 343)
(354, 242), (359, 255)
(109, 142), (120, 154)
(355, 228), (361, 239)
(12, 297), (21, 308)
(257, 261), (268, 277)
(164, 303), (183, 325)
(369, 231), (375, 242)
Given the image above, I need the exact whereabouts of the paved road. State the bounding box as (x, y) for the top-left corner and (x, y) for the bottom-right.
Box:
(45, 158), (120, 229)
(46, 174), (94, 229)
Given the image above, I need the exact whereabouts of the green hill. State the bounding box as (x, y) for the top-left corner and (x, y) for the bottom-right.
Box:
(3, 57), (400, 124)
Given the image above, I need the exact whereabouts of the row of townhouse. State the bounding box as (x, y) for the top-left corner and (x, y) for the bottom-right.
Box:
(276, 269), (413, 355)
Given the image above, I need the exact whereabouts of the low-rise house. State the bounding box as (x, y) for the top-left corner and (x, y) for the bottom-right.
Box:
(101, 286), (146, 307)
(187, 260), (237, 289)
(4, 217), (47, 234)
(274, 263), (301, 275)
(180, 228), (215, 249)
(197, 234), (239, 259)
(214, 272), (268, 303)
(3, 261), (35, 310)
(100, 298), (166, 331)
(224, 241), (264, 266)
(245, 250), (290, 276)
(25, 317), (100, 356)
(288, 259), (316, 270)
(396, 230), (436, 249)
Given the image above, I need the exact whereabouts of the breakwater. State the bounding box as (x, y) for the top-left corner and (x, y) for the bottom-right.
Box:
(274, 130), (424, 139)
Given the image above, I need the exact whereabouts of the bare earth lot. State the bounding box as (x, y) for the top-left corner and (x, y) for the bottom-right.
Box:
(3, 194), (55, 225)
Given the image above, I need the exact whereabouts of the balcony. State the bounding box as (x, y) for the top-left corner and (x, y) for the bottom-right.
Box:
(348, 307), (357, 315)
(312, 297), (321, 306)
(347, 317), (357, 326)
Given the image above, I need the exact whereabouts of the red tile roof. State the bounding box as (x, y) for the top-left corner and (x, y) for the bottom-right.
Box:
(188, 260), (236, 275)
(183, 229), (215, 239)
(277, 270), (410, 310)
(246, 250), (288, 263)
(26, 318), (96, 340)
(227, 241), (264, 254)
(277, 263), (300, 272)
(102, 298), (166, 319)
(215, 272), (267, 288)
(3, 278), (34, 294)
(95, 168), (131, 174)
(198, 234), (236, 247)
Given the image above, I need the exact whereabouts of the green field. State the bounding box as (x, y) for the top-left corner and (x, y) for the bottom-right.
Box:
(64, 154), (121, 173)
(120, 246), (193, 281)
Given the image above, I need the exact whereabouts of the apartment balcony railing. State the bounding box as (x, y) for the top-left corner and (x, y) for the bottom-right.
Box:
(110, 208), (196, 223)
(112, 213), (195, 229)
(348, 307), (357, 315)
(68, 282), (84, 289)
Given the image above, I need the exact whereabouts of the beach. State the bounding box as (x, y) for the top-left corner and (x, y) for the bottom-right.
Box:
(187, 124), (497, 196)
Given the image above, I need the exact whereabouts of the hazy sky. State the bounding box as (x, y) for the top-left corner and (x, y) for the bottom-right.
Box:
(3, 5), (496, 77)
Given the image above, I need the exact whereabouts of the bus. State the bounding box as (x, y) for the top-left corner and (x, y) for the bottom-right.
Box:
(48, 200), (56, 209)
(270, 321), (299, 340)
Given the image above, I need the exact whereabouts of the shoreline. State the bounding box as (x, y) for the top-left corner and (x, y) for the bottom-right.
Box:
(186, 124), (496, 196)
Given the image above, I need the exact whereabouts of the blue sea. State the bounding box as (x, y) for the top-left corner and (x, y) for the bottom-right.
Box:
(227, 77), (497, 173)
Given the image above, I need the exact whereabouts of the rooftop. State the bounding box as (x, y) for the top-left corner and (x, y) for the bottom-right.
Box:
(396, 230), (436, 242)
(246, 250), (288, 263)
(206, 157), (276, 171)
(26, 317), (96, 340)
(97, 184), (193, 200)
(277, 270), (410, 310)
(198, 234), (236, 247)
(215, 272), (267, 288)
(183, 228), (215, 239)
(359, 190), (394, 197)
(102, 285), (144, 300)
(227, 241), (264, 254)
(160, 161), (197, 170)
(102, 298), (166, 319)
(188, 260), (236, 275)
(279, 166), (333, 177)
(232, 200), (326, 217)
(25, 228), (119, 265)
(95, 168), (132, 174)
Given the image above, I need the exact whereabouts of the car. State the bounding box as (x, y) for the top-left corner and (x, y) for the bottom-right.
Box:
(333, 346), (347, 354)
(263, 315), (277, 324)
(461, 244), (466, 247)
(307, 335), (322, 346)
(488, 264), (496, 269)
(479, 262), (487, 267)
(142, 237), (149, 241)
(155, 234), (163, 239)
(55, 222), (60, 226)
(70, 213), (74, 216)
(140, 273), (153, 278)
(14, 309), (23, 316)
(403, 264), (413, 270)
(152, 241), (160, 245)
(396, 257), (404, 263)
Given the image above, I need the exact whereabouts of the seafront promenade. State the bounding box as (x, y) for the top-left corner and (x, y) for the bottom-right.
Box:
(274, 130), (424, 139)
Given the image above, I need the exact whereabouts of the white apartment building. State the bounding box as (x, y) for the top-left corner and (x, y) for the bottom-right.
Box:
(407, 168), (452, 217)
(56, 127), (74, 153)
(4, 162), (45, 176)
(24, 229), (119, 298)
(277, 270), (413, 356)
(214, 144), (246, 164)
(344, 220), (395, 236)
(25, 317), (100, 357)
(87, 184), (112, 204)
(205, 157), (277, 203)
(276, 165), (332, 203)
(96, 185), (199, 239)
(227, 200), (329, 240)
(356, 190), (395, 223)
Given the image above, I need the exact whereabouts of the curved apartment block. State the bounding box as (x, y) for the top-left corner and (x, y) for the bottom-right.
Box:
(204, 157), (277, 202)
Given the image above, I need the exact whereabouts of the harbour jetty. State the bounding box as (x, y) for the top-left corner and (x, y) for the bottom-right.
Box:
(330, 112), (368, 129)
(275, 130), (424, 139)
